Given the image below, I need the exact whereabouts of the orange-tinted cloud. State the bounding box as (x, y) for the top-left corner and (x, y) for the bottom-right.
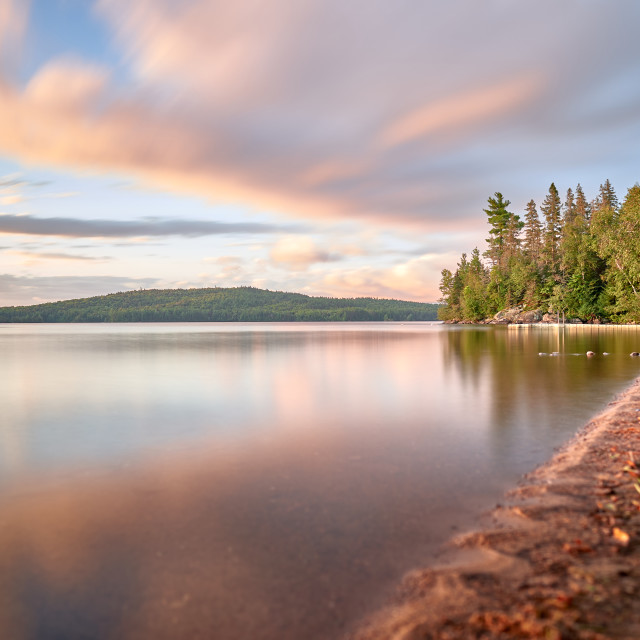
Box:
(270, 236), (335, 270)
(0, 0), (28, 68)
(8, 250), (111, 263)
(316, 253), (458, 302)
(380, 75), (543, 148)
(1, 0), (639, 236)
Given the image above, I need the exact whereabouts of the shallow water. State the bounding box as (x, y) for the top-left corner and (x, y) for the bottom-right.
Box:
(1, 322), (640, 639)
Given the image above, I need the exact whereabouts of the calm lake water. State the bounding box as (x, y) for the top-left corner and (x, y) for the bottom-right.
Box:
(1, 322), (640, 639)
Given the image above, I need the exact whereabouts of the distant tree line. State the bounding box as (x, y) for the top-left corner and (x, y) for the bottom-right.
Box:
(439, 181), (640, 323)
(0, 286), (439, 323)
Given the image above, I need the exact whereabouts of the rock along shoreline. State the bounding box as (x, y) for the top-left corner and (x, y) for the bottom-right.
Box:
(445, 306), (640, 327)
(347, 377), (640, 640)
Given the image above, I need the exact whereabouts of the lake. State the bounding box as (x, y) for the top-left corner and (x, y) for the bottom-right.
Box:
(1, 322), (640, 639)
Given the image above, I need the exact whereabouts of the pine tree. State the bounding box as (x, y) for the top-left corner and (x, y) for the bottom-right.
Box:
(438, 268), (458, 321)
(439, 180), (640, 323)
(438, 254), (468, 321)
(560, 185), (603, 319)
(503, 214), (523, 263)
(522, 199), (542, 262)
(563, 187), (576, 230)
(483, 192), (514, 266)
(461, 248), (489, 320)
(598, 184), (640, 321)
(596, 179), (619, 212)
(575, 183), (591, 223)
(541, 183), (562, 271)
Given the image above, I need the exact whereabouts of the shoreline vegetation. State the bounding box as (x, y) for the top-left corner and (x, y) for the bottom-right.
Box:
(0, 286), (438, 323)
(350, 376), (640, 640)
(439, 181), (640, 326)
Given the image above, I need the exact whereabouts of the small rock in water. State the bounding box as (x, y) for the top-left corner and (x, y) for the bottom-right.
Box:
(586, 351), (595, 357)
(538, 352), (547, 356)
(602, 352), (610, 356)
(631, 352), (640, 357)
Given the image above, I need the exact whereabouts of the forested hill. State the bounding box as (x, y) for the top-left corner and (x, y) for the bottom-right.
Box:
(439, 180), (640, 324)
(0, 287), (439, 323)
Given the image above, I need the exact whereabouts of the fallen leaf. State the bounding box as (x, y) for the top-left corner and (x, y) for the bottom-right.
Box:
(613, 527), (630, 546)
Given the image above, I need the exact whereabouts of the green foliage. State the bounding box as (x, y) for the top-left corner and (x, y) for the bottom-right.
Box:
(595, 184), (640, 321)
(0, 286), (440, 323)
(439, 180), (640, 324)
(541, 182), (562, 274)
(522, 199), (542, 262)
(483, 192), (522, 266)
(437, 268), (459, 321)
(460, 248), (488, 320)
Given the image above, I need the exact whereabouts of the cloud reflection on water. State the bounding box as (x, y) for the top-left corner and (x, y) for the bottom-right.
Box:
(2, 323), (640, 639)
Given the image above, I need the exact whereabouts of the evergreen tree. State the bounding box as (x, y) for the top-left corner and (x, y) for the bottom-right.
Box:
(560, 187), (603, 320)
(597, 184), (640, 321)
(438, 180), (640, 324)
(461, 248), (489, 321)
(575, 183), (591, 223)
(541, 183), (562, 272)
(596, 179), (619, 212)
(503, 214), (523, 263)
(522, 199), (542, 262)
(438, 268), (459, 321)
(563, 187), (576, 230)
(483, 192), (515, 266)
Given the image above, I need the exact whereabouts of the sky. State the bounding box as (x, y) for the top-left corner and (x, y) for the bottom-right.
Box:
(0, 0), (639, 306)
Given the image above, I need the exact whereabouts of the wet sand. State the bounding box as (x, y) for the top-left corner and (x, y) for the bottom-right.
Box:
(349, 377), (640, 639)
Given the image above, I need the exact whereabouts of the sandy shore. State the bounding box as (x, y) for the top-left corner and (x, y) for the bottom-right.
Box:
(348, 377), (640, 640)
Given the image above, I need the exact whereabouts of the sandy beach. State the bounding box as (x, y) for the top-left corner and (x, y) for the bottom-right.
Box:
(349, 377), (640, 639)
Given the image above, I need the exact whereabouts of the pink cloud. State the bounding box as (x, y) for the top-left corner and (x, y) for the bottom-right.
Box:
(0, 0), (28, 69)
(380, 74), (543, 148)
(316, 253), (456, 302)
(270, 236), (333, 270)
(0, 0), (638, 237)
(25, 60), (109, 114)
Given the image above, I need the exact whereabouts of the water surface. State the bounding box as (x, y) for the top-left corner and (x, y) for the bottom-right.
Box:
(1, 322), (640, 639)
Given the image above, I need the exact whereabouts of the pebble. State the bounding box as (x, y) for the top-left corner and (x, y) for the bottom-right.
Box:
(587, 351), (595, 357)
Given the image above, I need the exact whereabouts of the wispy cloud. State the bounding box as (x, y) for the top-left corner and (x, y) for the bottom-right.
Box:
(9, 250), (112, 263)
(0, 172), (68, 207)
(0, 213), (302, 238)
(379, 75), (543, 149)
(270, 236), (337, 270)
(0, 0), (28, 70)
(0, 194), (22, 205)
(0, 274), (161, 305)
(316, 253), (457, 302)
(0, 1), (636, 232)
(1, 1), (640, 306)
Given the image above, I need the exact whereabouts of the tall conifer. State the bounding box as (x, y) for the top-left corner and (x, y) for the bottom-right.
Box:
(596, 179), (619, 212)
(575, 183), (591, 223)
(483, 192), (514, 266)
(563, 187), (576, 230)
(522, 199), (542, 262)
(541, 183), (562, 270)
